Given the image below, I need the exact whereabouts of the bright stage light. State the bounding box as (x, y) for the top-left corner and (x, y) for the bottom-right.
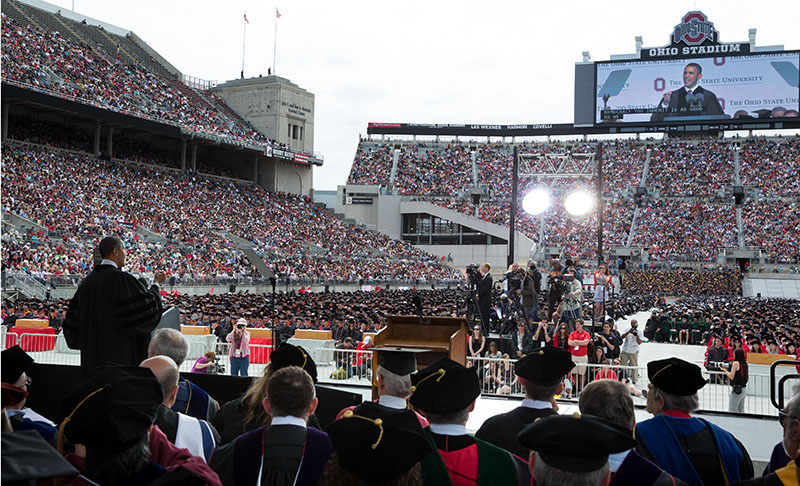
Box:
(564, 190), (594, 216)
(522, 188), (551, 215)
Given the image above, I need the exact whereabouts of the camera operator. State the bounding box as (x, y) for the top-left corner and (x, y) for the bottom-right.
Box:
(546, 263), (567, 325)
(560, 271), (583, 333)
(226, 318), (251, 377)
(521, 264), (541, 323)
(491, 294), (513, 334)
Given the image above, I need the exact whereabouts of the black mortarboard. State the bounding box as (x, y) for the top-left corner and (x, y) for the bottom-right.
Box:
(410, 358), (480, 413)
(327, 402), (431, 480)
(515, 347), (575, 386)
(647, 357), (706, 396)
(2, 430), (80, 483)
(373, 347), (429, 375)
(1, 346), (34, 384)
(269, 343), (318, 382)
(518, 413), (635, 472)
(59, 365), (163, 452)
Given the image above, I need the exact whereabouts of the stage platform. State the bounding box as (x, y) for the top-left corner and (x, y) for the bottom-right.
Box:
(5, 309), (791, 463)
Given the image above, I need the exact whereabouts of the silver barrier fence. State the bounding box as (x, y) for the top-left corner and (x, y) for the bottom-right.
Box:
(4, 329), (792, 416)
(312, 347), (374, 386)
(467, 356), (795, 416)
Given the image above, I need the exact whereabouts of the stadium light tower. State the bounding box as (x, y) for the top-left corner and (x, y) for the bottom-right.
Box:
(509, 143), (605, 267)
(522, 187), (551, 215)
(564, 189), (594, 216)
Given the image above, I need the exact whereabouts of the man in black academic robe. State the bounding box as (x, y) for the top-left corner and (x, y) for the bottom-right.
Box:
(209, 367), (333, 486)
(476, 347), (575, 459)
(63, 236), (165, 377)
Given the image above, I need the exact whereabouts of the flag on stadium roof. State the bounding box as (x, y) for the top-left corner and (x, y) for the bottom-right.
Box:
(243, 13), (250, 24)
(276, 8), (281, 19)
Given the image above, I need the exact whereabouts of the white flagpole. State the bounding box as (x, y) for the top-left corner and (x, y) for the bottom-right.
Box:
(273, 9), (279, 74)
(241, 14), (247, 78)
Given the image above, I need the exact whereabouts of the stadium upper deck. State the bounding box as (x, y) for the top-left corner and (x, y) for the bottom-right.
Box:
(0, 10), (292, 153)
(346, 137), (800, 264)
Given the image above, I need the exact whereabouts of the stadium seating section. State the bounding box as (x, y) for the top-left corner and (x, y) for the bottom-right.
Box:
(0, 3), (797, 286)
(348, 138), (799, 264)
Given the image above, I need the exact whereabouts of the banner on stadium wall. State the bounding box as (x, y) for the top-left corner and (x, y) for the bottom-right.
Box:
(346, 196), (373, 205)
(271, 148), (310, 165)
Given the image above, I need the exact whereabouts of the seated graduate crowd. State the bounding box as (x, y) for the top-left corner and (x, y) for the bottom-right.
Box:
(14, 331), (800, 485)
(622, 269), (743, 296)
(1, 143), (458, 283)
(642, 295), (800, 351)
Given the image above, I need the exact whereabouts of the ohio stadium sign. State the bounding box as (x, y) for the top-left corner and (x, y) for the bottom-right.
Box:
(641, 11), (750, 60)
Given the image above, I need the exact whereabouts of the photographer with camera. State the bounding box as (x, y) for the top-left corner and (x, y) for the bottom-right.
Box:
(546, 263), (567, 325)
(227, 317), (251, 376)
(521, 263), (541, 322)
(620, 319), (643, 383)
(561, 272), (583, 333)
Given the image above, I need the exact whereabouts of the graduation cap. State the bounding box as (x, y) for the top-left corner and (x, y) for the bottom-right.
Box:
(327, 402), (431, 481)
(517, 413), (635, 473)
(372, 347), (429, 375)
(2, 430), (80, 483)
(1, 346), (34, 385)
(647, 357), (707, 396)
(58, 364), (163, 453)
(409, 358), (480, 414)
(269, 343), (318, 382)
(515, 347), (575, 386)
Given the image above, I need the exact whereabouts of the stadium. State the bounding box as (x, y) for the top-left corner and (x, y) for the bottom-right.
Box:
(1, 1), (799, 484)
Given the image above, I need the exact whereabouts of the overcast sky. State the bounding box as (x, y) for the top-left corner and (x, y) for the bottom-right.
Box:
(41, 0), (800, 190)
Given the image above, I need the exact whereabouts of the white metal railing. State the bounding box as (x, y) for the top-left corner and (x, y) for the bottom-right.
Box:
(467, 356), (793, 416)
(313, 347), (373, 385)
(5, 331), (792, 416)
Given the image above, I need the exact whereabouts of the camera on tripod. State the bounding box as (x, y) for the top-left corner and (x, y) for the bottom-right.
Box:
(466, 263), (480, 282)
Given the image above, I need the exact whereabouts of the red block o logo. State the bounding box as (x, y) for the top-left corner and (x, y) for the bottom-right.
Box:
(654, 78), (665, 92)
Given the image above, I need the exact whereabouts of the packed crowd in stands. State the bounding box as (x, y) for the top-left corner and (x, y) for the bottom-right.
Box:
(739, 137), (800, 195)
(622, 269), (743, 296)
(1, 142), (458, 283)
(645, 139), (734, 196)
(348, 136), (800, 264)
(742, 200), (800, 264)
(631, 200), (738, 261)
(0, 15), (283, 151)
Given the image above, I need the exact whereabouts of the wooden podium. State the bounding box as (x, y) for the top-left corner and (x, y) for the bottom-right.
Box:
(371, 315), (468, 399)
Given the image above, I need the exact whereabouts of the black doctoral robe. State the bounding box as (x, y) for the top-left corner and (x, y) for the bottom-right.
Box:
(474, 405), (557, 459)
(63, 264), (163, 377)
(209, 424), (333, 486)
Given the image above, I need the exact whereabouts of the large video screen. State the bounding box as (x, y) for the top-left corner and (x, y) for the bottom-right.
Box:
(595, 51), (799, 124)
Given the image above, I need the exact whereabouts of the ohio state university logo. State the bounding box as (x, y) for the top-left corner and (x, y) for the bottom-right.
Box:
(672, 11), (718, 46)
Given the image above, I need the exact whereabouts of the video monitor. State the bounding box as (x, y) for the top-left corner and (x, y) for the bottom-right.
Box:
(595, 51), (799, 124)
